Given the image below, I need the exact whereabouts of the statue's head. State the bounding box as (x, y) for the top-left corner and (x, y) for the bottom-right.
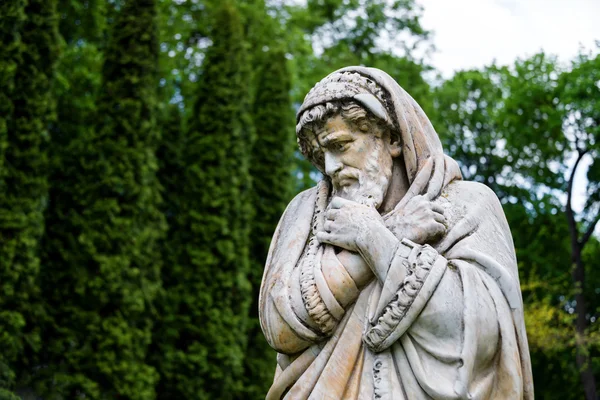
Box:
(297, 72), (402, 209)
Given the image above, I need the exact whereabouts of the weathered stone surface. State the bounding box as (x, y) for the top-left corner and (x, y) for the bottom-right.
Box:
(259, 67), (533, 399)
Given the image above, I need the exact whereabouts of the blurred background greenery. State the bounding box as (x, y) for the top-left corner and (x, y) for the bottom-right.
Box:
(0, 0), (599, 399)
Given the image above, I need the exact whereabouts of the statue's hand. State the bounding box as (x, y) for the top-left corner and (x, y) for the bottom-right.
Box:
(317, 197), (399, 283)
(385, 195), (446, 244)
(316, 197), (383, 253)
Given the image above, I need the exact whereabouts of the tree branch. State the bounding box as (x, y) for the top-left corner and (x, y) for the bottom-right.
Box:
(580, 212), (600, 248)
(567, 150), (587, 209)
(566, 149), (588, 254)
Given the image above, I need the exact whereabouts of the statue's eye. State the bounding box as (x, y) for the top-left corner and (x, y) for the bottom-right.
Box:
(359, 122), (370, 132)
(312, 147), (323, 160)
(333, 141), (351, 152)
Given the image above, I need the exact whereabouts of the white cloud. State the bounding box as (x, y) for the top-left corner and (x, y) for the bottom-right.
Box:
(418, 0), (600, 76)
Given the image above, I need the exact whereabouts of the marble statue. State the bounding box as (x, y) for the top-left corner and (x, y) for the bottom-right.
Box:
(259, 67), (533, 399)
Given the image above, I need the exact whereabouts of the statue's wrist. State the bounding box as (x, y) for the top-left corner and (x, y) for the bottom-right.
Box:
(390, 223), (410, 242)
(358, 223), (399, 281)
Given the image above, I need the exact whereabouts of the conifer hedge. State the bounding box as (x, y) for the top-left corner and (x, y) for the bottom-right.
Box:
(0, 0), (58, 397)
(243, 49), (296, 398)
(154, 2), (254, 398)
(38, 0), (165, 397)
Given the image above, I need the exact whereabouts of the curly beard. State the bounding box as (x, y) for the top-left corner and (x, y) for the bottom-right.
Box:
(331, 140), (393, 209)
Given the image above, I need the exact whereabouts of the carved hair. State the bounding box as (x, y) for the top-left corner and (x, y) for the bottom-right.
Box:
(296, 100), (399, 173)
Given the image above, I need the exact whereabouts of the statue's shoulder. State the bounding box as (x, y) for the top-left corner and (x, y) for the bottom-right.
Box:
(439, 180), (507, 230)
(289, 186), (318, 206)
(285, 186), (318, 215)
(266, 186), (318, 261)
(275, 185), (319, 232)
(441, 179), (502, 207)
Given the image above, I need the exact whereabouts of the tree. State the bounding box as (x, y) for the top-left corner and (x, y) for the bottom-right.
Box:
(286, 0), (431, 101)
(242, 48), (295, 398)
(430, 50), (600, 399)
(496, 51), (600, 399)
(0, 0), (59, 397)
(56, 0), (107, 46)
(153, 2), (253, 398)
(0, 0), (25, 173)
(0, 3), (26, 394)
(37, 0), (165, 397)
(554, 50), (600, 400)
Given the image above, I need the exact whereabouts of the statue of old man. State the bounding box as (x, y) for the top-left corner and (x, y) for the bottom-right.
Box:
(259, 67), (533, 399)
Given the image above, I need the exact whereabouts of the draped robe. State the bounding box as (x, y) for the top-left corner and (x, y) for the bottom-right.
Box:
(259, 67), (533, 400)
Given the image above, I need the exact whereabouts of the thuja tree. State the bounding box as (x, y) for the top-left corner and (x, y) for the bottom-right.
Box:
(0, 0), (25, 172)
(35, 0), (105, 395)
(242, 48), (295, 398)
(0, 0), (59, 396)
(153, 2), (253, 398)
(37, 0), (165, 398)
(0, 3), (25, 395)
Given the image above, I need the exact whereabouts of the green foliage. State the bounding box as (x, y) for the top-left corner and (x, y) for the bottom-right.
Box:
(152, 2), (253, 398)
(57, 0), (107, 45)
(432, 69), (507, 185)
(0, 6), (26, 392)
(509, 200), (586, 399)
(0, 0), (25, 175)
(288, 0), (431, 103)
(37, 0), (165, 397)
(242, 49), (295, 398)
(558, 50), (600, 219)
(0, 0), (59, 396)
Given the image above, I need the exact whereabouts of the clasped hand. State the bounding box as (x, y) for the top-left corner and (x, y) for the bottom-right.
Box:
(316, 197), (384, 253)
(316, 195), (448, 252)
(384, 194), (447, 244)
(316, 195), (447, 283)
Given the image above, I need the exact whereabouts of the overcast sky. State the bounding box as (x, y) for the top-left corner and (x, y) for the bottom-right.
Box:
(418, 0), (600, 77)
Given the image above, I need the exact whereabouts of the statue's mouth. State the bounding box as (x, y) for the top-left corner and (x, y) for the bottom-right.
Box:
(334, 170), (359, 188)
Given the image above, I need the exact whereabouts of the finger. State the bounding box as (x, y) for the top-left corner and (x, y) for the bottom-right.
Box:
(323, 220), (333, 232)
(431, 203), (445, 215)
(326, 209), (339, 221)
(316, 231), (334, 245)
(330, 196), (353, 209)
(317, 231), (353, 250)
(410, 195), (429, 211)
(432, 211), (446, 225)
(406, 194), (424, 206)
(431, 221), (446, 235)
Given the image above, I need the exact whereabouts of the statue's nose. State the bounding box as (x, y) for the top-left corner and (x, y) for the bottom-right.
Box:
(324, 151), (343, 177)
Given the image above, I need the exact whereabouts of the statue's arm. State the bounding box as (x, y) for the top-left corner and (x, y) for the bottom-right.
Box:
(259, 187), (369, 354)
(260, 245), (370, 354)
(362, 240), (448, 351)
(363, 183), (514, 359)
(259, 189), (322, 354)
(320, 247), (371, 307)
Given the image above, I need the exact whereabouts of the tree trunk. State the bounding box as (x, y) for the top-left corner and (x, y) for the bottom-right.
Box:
(566, 150), (597, 400)
(572, 246), (597, 400)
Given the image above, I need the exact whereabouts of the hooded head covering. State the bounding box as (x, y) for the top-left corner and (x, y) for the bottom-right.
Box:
(296, 66), (462, 206)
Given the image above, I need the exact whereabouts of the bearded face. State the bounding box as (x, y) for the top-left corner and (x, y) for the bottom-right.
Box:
(312, 114), (395, 210)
